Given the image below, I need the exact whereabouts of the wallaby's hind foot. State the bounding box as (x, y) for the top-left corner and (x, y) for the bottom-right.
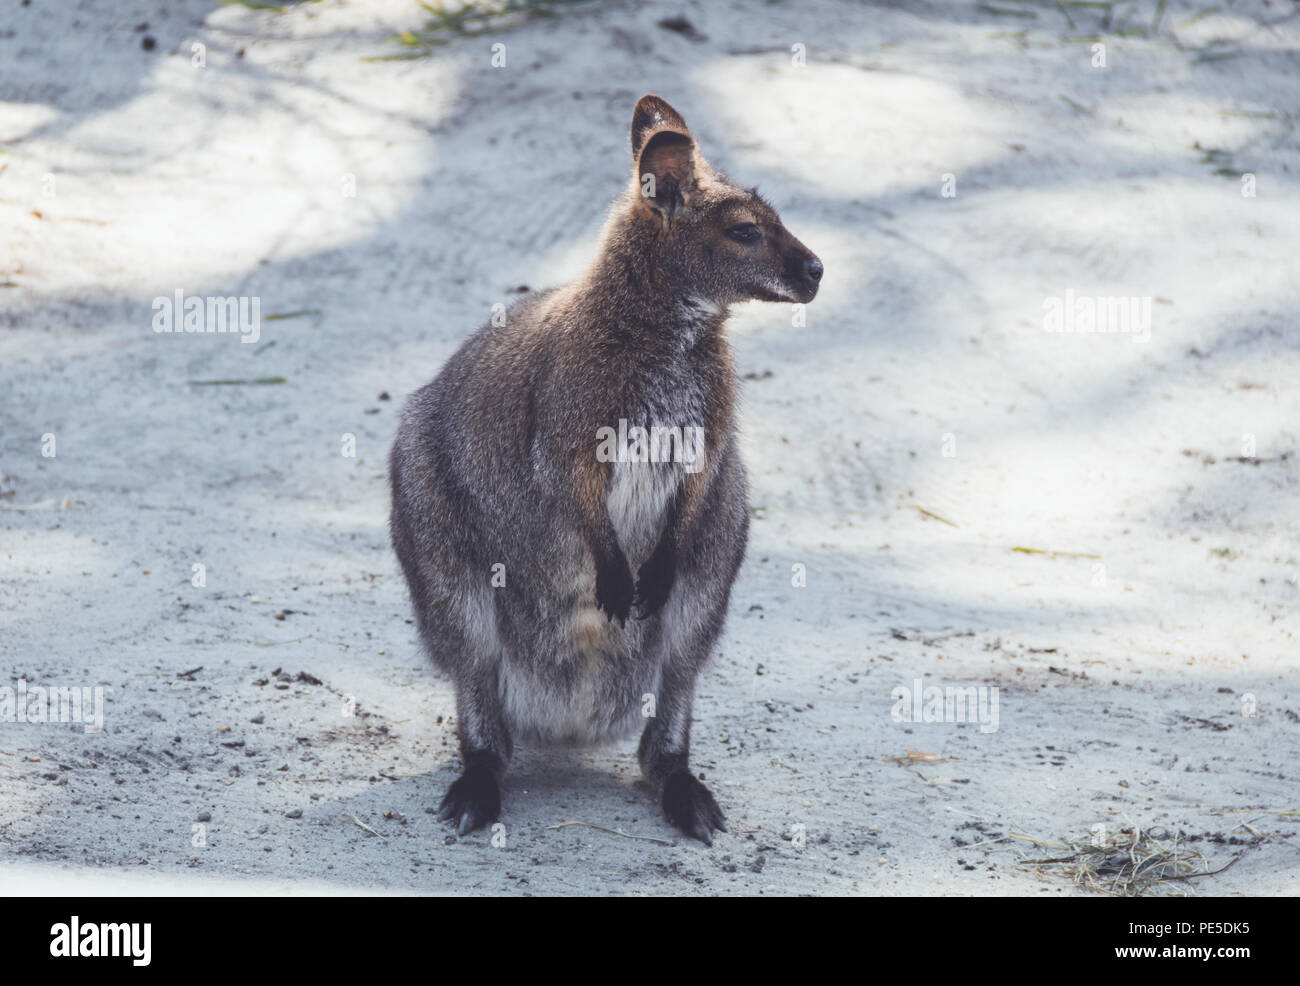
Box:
(638, 676), (726, 845)
(662, 771), (726, 846)
(437, 753), (503, 836)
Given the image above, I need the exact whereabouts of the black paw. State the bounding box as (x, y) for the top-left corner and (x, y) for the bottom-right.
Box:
(437, 764), (501, 836)
(595, 551), (634, 624)
(662, 771), (726, 846)
(634, 541), (676, 619)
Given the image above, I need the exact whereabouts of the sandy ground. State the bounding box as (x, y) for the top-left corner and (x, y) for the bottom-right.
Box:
(1, 0), (1298, 896)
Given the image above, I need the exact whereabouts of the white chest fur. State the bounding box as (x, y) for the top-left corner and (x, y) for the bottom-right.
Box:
(607, 460), (681, 562)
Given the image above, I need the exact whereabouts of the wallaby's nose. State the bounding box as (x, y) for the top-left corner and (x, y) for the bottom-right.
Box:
(785, 240), (823, 303)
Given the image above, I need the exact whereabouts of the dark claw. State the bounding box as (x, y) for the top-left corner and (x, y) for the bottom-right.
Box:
(437, 764), (500, 835)
(633, 545), (676, 619)
(662, 770), (725, 846)
(595, 553), (635, 624)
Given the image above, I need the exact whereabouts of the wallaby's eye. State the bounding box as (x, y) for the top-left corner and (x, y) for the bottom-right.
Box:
(725, 223), (761, 245)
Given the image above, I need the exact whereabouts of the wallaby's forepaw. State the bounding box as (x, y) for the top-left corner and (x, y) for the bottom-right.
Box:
(437, 765), (501, 836)
(662, 770), (726, 846)
(634, 545), (676, 619)
(595, 554), (635, 624)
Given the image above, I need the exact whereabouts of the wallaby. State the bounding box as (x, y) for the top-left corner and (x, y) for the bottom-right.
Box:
(389, 94), (822, 844)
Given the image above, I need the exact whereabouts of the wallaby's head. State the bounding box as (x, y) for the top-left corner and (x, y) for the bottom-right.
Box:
(625, 94), (823, 308)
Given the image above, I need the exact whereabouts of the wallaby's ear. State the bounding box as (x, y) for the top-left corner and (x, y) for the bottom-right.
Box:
(631, 94), (690, 157)
(632, 96), (695, 222)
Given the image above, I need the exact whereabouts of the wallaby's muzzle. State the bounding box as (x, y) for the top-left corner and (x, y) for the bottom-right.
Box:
(785, 237), (824, 304)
